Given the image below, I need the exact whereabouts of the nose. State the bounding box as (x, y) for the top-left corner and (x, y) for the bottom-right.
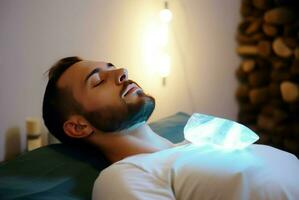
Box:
(115, 68), (128, 84)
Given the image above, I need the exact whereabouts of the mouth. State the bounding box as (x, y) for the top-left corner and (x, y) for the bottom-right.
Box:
(121, 83), (142, 98)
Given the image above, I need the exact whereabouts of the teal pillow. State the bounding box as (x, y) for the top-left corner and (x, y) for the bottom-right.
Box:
(0, 112), (190, 200)
(150, 112), (189, 143)
(0, 144), (108, 200)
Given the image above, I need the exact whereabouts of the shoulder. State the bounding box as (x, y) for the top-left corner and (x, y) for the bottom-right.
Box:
(92, 161), (175, 200)
(92, 162), (147, 199)
(93, 162), (139, 187)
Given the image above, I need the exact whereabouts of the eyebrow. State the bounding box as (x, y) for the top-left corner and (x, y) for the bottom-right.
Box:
(84, 68), (100, 83)
(84, 63), (115, 83)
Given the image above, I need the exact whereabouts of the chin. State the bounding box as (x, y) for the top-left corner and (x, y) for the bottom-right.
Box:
(84, 90), (155, 133)
(126, 93), (155, 126)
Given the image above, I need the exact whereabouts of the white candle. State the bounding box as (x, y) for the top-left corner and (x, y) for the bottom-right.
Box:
(26, 117), (41, 137)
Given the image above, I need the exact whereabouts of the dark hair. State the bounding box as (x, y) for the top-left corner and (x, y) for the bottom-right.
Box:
(42, 56), (85, 146)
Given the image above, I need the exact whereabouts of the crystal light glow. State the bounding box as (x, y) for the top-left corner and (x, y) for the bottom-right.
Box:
(184, 113), (259, 151)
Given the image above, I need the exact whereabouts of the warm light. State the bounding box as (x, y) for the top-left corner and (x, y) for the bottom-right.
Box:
(142, 22), (163, 74)
(159, 8), (173, 23)
(157, 54), (171, 77)
(159, 24), (169, 46)
(142, 1), (173, 81)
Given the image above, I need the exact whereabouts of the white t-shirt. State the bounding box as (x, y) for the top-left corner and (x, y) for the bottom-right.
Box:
(93, 143), (299, 200)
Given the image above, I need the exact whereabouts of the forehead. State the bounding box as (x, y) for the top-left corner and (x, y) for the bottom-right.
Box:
(57, 60), (107, 89)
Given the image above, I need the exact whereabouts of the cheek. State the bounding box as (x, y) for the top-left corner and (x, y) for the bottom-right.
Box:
(83, 87), (124, 112)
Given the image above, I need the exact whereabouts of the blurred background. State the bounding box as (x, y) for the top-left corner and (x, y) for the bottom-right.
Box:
(1, 0), (259, 162)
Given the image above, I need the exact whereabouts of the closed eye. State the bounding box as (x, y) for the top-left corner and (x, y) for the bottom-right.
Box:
(93, 80), (104, 87)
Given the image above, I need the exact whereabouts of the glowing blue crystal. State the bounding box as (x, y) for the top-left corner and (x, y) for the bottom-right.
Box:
(184, 113), (259, 150)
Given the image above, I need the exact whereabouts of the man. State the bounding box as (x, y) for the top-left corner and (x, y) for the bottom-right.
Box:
(43, 57), (299, 200)
(43, 56), (174, 162)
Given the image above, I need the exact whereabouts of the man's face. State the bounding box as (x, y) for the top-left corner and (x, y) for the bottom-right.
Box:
(57, 60), (155, 132)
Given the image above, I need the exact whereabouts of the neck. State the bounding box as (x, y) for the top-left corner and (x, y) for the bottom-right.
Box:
(87, 122), (174, 163)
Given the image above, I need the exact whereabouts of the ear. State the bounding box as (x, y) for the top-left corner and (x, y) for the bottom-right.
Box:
(63, 115), (94, 138)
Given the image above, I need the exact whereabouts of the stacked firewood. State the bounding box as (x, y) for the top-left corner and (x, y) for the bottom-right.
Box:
(236, 0), (299, 155)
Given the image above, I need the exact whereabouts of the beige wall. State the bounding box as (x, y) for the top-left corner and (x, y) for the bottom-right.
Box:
(0, 0), (240, 161)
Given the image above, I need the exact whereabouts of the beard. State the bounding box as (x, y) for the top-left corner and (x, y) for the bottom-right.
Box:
(82, 80), (155, 132)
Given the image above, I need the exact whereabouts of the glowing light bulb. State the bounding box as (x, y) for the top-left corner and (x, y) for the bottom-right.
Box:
(142, 1), (173, 81)
(159, 8), (173, 23)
